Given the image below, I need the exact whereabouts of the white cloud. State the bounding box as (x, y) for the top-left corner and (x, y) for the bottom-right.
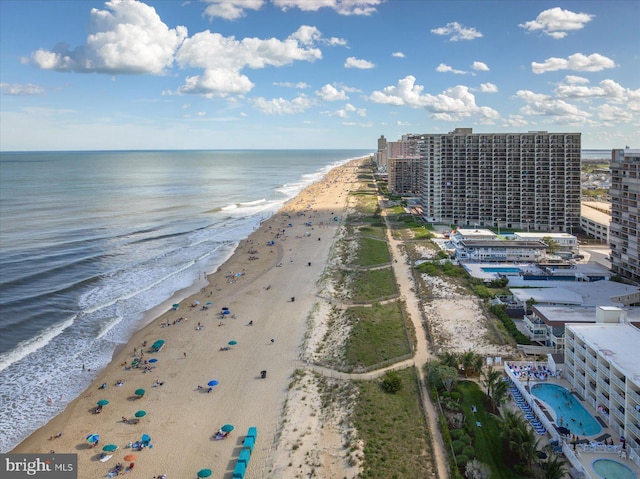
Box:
(0, 83), (45, 96)
(369, 75), (499, 121)
(345, 57), (375, 69)
(519, 7), (594, 39)
(431, 22), (482, 41)
(503, 114), (529, 127)
(480, 83), (498, 93)
(30, 0), (187, 74)
(596, 104), (634, 123)
(564, 75), (590, 84)
(316, 84), (348, 101)
(436, 63), (467, 75)
(274, 81), (310, 89)
(272, 0), (383, 16)
(532, 53), (616, 74)
(396, 120), (410, 126)
(516, 89), (591, 123)
(251, 95), (313, 114)
(472, 61), (489, 71)
(392, 52), (405, 58)
(196, 111), (206, 116)
(173, 26), (322, 96)
(202, 0), (264, 20)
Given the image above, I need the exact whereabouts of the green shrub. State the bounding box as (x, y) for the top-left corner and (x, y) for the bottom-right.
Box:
(380, 371), (403, 394)
(462, 445), (475, 458)
(489, 304), (531, 345)
(449, 429), (465, 440)
(452, 440), (466, 454)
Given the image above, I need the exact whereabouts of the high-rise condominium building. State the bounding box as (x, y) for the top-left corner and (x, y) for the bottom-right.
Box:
(610, 148), (640, 283)
(388, 128), (581, 232)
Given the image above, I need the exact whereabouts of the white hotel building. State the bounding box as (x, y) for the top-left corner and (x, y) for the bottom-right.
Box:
(565, 321), (640, 457)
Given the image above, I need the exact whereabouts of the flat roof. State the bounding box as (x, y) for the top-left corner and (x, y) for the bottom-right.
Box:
(460, 240), (547, 248)
(581, 204), (611, 225)
(533, 305), (640, 324)
(567, 323), (640, 383)
(511, 280), (639, 307)
(455, 228), (496, 237)
(515, 232), (576, 239)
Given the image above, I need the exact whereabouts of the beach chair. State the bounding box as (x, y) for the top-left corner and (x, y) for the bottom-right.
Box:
(247, 427), (258, 440)
(243, 436), (255, 452)
(232, 461), (246, 479)
(238, 448), (251, 466)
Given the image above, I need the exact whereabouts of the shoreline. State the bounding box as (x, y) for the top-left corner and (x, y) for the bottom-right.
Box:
(13, 158), (365, 478)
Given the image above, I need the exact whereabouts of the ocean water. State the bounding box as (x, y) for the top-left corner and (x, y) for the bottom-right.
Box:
(0, 149), (369, 452)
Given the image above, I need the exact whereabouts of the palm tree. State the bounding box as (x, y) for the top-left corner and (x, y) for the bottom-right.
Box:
(481, 365), (505, 412)
(538, 453), (568, 479)
(498, 410), (540, 470)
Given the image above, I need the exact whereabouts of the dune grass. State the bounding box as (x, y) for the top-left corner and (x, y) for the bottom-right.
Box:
(354, 367), (435, 479)
(344, 302), (411, 368)
(354, 237), (391, 267)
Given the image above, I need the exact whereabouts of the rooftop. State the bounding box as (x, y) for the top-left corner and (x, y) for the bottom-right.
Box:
(567, 323), (640, 384)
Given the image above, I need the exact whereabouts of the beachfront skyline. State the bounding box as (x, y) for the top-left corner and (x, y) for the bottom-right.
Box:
(1, 0), (638, 151)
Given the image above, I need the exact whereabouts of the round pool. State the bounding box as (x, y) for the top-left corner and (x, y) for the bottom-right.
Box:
(531, 383), (601, 436)
(592, 458), (637, 479)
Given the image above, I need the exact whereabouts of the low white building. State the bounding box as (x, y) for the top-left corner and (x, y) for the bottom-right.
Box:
(450, 228), (547, 263)
(514, 232), (578, 253)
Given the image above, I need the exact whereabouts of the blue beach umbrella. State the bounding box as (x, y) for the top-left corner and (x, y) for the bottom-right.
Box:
(148, 358), (158, 363)
(207, 380), (218, 387)
(228, 340), (237, 346)
(86, 434), (99, 443)
(102, 444), (118, 452)
(221, 424), (234, 433)
(197, 469), (212, 478)
(97, 399), (109, 406)
(134, 410), (146, 418)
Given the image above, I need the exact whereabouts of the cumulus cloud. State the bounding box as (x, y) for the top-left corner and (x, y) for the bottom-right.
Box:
(472, 61), (489, 71)
(503, 114), (529, 127)
(274, 81), (310, 88)
(436, 63), (467, 75)
(532, 53), (616, 74)
(345, 57), (375, 69)
(519, 7), (594, 39)
(0, 83), (45, 95)
(202, 0), (264, 20)
(173, 26), (323, 96)
(431, 22), (482, 41)
(272, 0), (383, 16)
(369, 75), (499, 122)
(251, 95), (313, 114)
(30, 0), (187, 74)
(480, 82), (498, 93)
(516, 89), (591, 123)
(392, 52), (405, 58)
(555, 78), (640, 107)
(316, 84), (349, 101)
(564, 75), (590, 84)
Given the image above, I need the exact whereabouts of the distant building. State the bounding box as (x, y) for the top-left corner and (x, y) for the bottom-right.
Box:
(417, 128), (581, 232)
(449, 228), (547, 262)
(610, 148), (640, 283)
(375, 134), (388, 171)
(581, 202), (610, 243)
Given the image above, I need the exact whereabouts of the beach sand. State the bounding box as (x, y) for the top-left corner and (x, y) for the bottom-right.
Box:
(13, 158), (365, 479)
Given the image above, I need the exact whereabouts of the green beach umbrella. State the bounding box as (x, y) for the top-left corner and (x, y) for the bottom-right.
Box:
(228, 340), (237, 346)
(135, 389), (145, 397)
(197, 469), (212, 478)
(97, 399), (109, 406)
(134, 410), (147, 418)
(102, 444), (118, 452)
(221, 424), (234, 433)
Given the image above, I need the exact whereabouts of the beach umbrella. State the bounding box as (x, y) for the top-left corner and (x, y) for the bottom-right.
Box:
(207, 380), (219, 387)
(221, 307), (229, 311)
(134, 389), (145, 397)
(221, 424), (234, 433)
(228, 340), (237, 346)
(172, 304), (180, 308)
(148, 358), (158, 363)
(86, 434), (99, 443)
(123, 454), (137, 462)
(102, 444), (118, 452)
(197, 469), (212, 478)
(205, 302), (212, 306)
(134, 410), (146, 418)
(97, 399), (109, 406)
(141, 434), (151, 443)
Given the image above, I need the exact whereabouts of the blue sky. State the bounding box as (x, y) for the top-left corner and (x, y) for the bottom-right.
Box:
(1, 0), (638, 151)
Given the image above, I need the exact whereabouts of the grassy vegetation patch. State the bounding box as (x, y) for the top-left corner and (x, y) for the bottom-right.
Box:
(355, 237), (391, 267)
(344, 302), (411, 368)
(357, 224), (387, 239)
(354, 368), (434, 479)
(457, 381), (528, 479)
(347, 268), (397, 302)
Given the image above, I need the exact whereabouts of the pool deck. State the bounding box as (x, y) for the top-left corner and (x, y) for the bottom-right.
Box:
(505, 362), (640, 478)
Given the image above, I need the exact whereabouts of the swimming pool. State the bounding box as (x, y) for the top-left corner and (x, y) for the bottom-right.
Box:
(481, 267), (521, 273)
(592, 458), (637, 479)
(531, 383), (601, 436)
